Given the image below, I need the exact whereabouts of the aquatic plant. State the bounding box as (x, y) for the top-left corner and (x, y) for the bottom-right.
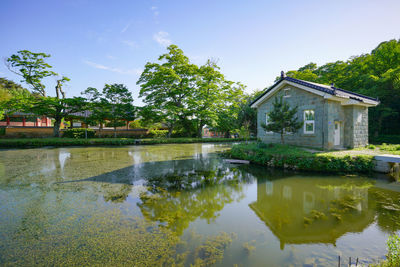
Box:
(370, 234), (400, 267)
(242, 240), (256, 255)
(192, 232), (236, 266)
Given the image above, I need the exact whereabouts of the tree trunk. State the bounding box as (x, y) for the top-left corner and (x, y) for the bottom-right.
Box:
(281, 132), (284, 144)
(374, 116), (383, 137)
(99, 123), (103, 138)
(168, 127), (173, 138)
(197, 123), (204, 138)
(114, 125), (117, 138)
(53, 119), (61, 137)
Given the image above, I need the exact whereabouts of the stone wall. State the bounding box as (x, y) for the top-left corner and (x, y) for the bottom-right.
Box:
(352, 106), (368, 147)
(256, 85), (326, 148)
(0, 127), (149, 138)
(256, 84), (370, 149)
(1, 127), (54, 138)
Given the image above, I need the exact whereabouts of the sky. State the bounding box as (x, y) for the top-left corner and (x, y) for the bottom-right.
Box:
(1, 0), (400, 106)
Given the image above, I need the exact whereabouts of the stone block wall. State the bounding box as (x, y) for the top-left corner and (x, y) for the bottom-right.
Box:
(257, 85), (326, 148)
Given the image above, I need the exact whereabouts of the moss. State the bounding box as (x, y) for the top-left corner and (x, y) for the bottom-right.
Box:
(192, 232), (237, 267)
(242, 240), (256, 255)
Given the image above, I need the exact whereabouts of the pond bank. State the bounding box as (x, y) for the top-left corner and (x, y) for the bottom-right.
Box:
(0, 137), (256, 148)
(229, 143), (376, 173)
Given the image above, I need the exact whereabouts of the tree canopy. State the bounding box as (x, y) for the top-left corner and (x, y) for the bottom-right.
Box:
(280, 39), (400, 137)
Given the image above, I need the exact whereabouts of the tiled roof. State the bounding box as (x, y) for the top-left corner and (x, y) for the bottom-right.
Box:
(250, 76), (379, 106)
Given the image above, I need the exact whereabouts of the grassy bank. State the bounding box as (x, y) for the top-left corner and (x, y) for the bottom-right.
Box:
(0, 137), (256, 148)
(229, 143), (375, 173)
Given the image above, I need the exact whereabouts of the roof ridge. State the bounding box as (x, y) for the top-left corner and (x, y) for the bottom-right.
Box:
(284, 77), (379, 101)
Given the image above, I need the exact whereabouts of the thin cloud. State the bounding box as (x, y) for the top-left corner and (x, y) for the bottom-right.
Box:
(151, 6), (159, 17)
(153, 31), (171, 47)
(121, 22), (131, 33)
(106, 55), (117, 60)
(83, 60), (142, 75)
(122, 40), (138, 48)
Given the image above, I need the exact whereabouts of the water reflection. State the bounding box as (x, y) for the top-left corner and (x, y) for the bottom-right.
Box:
(248, 175), (400, 250)
(138, 167), (249, 235)
(1, 144), (400, 266)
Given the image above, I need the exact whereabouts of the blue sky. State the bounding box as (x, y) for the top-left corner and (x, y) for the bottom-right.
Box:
(1, 0), (400, 105)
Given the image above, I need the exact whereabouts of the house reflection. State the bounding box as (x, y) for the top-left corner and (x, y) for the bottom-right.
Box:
(249, 177), (375, 249)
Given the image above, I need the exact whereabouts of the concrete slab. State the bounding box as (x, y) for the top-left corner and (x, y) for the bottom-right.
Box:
(224, 159), (250, 164)
(375, 154), (400, 163)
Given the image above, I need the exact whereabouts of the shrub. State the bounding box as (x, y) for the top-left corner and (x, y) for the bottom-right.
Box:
(148, 129), (168, 138)
(370, 135), (400, 145)
(63, 128), (95, 138)
(0, 127), (5, 136)
(229, 142), (374, 173)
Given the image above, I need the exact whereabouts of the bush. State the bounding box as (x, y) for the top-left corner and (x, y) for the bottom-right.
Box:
(229, 142), (374, 173)
(105, 121), (126, 128)
(129, 120), (142, 129)
(63, 128), (95, 139)
(370, 135), (400, 145)
(0, 137), (256, 148)
(148, 129), (168, 138)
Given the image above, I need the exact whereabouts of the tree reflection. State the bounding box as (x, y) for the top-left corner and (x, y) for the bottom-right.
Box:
(138, 167), (247, 235)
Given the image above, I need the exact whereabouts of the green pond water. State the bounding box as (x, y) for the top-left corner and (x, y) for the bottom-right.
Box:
(1, 143), (400, 266)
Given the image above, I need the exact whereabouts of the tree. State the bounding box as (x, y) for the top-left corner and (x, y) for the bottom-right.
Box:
(81, 87), (108, 136)
(281, 39), (400, 138)
(237, 90), (263, 135)
(5, 50), (78, 137)
(261, 96), (303, 144)
(102, 84), (134, 137)
(137, 45), (198, 137)
(6, 50), (57, 96)
(215, 82), (246, 137)
(190, 59), (227, 137)
(32, 96), (86, 137)
(0, 78), (31, 120)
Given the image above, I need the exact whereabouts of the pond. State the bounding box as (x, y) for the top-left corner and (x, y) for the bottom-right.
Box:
(0, 143), (399, 266)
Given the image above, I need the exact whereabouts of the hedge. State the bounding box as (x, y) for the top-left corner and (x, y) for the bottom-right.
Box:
(0, 137), (257, 148)
(229, 143), (375, 173)
(62, 128), (95, 138)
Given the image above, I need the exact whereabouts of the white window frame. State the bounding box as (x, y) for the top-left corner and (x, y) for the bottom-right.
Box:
(303, 110), (315, 134)
(283, 87), (291, 98)
(265, 113), (273, 134)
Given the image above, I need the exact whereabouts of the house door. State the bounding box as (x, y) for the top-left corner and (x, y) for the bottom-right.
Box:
(334, 122), (340, 146)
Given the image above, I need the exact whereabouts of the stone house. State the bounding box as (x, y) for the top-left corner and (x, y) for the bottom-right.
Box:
(250, 74), (379, 149)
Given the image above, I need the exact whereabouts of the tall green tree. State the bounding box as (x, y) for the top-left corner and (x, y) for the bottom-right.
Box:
(0, 78), (31, 120)
(6, 50), (57, 96)
(215, 82), (246, 137)
(5, 50), (78, 137)
(137, 45), (198, 137)
(190, 59), (228, 137)
(261, 96), (303, 144)
(102, 84), (135, 137)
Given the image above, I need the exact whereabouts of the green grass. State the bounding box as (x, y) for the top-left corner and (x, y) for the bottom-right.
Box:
(0, 137), (256, 148)
(229, 142), (375, 173)
(376, 143), (400, 155)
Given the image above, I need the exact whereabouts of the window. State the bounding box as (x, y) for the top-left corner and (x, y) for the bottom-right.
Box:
(283, 88), (291, 98)
(265, 113), (273, 134)
(304, 110), (315, 134)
